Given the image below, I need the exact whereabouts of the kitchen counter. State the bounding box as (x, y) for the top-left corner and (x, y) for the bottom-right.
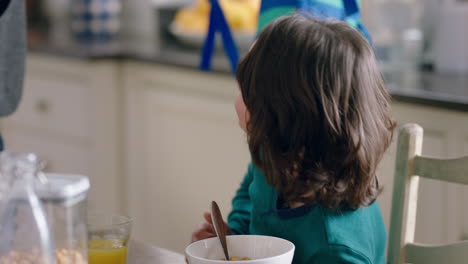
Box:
(29, 37), (233, 72)
(385, 71), (468, 112)
(29, 39), (468, 112)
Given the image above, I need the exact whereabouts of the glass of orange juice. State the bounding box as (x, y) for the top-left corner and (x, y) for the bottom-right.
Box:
(87, 214), (132, 264)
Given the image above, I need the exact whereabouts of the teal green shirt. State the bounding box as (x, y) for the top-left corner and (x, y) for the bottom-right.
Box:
(227, 163), (386, 264)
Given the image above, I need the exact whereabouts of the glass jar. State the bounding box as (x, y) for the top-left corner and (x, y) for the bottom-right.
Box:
(37, 173), (90, 264)
(0, 152), (56, 264)
(0, 153), (90, 264)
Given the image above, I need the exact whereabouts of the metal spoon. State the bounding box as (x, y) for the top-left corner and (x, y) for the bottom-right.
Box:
(211, 201), (230, 261)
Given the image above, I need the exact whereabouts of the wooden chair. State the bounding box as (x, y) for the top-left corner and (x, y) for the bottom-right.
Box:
(388, 123), (468, 264)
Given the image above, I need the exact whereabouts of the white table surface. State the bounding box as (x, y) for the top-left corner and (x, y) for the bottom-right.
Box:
(128, 240), (186, 264)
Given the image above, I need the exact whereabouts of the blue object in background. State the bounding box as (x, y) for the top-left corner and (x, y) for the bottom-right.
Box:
(71, 0), (122, 41)
(200, 0), (239, 73)
(201, 0), (371, 74)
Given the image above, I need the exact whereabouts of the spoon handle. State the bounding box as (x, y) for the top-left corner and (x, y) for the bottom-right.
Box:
(211, 201), (230, 260)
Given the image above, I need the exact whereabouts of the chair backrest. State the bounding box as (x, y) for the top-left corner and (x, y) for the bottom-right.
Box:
(387, 123), (468, 264)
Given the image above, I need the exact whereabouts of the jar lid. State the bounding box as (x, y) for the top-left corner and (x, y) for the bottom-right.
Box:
(35, 173), (90, 202)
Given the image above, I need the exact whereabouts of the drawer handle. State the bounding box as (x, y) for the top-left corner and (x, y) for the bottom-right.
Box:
(35, 99), (51, 115)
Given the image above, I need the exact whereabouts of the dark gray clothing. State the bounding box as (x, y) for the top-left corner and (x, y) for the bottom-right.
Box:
(0, 0), (25, 116)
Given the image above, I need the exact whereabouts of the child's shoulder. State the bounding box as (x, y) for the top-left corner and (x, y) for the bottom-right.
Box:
(318, 202), (387, 262)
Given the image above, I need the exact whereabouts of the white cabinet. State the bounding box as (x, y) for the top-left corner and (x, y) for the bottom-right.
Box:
(377, 102), (468, 244)
(0, 54), (123, 217)
(123, 62), (250, 253)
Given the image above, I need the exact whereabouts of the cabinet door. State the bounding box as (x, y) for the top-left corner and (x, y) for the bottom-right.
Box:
(0, 54), (122, 217)
(124, 64), (251, 253)
(2, 129), (91, 175)
(6, 68), (93, 139)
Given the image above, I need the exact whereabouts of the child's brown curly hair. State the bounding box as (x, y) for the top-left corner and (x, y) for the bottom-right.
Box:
(236, 16), (395, 210)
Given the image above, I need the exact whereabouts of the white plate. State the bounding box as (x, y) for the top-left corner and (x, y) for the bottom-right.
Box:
(169, 22), (256, 50)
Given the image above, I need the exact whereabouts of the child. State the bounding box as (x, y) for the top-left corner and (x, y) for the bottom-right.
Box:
(192, 15), (395, 264)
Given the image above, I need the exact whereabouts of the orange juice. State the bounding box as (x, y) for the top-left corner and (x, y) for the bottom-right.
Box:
(88, 239), (128, 264)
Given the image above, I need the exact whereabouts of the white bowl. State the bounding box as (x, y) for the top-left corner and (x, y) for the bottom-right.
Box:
(185, 235), (295, 264)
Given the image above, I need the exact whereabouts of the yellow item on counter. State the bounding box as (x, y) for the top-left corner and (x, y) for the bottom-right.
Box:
(174, 8), (209, 33)
(174, 0), (260, 33)
(88, 239), (128, 264)
(221, 1), (257, 32)
(196, 0), (211, 15)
